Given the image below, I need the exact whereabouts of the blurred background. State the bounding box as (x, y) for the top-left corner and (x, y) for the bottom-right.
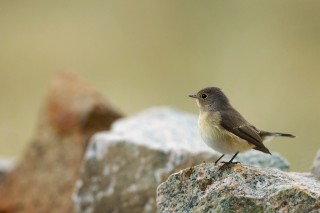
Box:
(0, 0), (319, 172)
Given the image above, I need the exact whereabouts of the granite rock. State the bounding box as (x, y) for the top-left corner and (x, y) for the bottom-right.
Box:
(311, 149), (320, 179)
(0, 71), (122, 213)
(74, 107), (290, 213)
(157, 163), (320, 212)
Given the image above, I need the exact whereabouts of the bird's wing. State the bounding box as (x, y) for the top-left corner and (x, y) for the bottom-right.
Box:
(220, 110), (271, 154)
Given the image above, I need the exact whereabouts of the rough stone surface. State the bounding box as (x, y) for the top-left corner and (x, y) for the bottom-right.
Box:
(74, 107), (290, 213)
(311, 149), (320, 179)
(0, 72), (122, 213)
(157, 163), (320, 213)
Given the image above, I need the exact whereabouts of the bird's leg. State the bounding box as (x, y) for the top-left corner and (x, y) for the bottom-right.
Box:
(228, 152), (239, 163)
(221, 152), (240, 165)
(214, 154), (225, 165)
(218, 152), (240, 171)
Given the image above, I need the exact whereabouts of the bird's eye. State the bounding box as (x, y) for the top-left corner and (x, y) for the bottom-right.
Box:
(201, 94), (207, 99)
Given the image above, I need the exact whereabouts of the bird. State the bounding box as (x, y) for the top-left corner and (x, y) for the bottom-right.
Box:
(188, 87), (295, 165)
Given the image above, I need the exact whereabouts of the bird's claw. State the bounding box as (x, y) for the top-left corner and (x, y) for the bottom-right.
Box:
(218, 161), (240, 171)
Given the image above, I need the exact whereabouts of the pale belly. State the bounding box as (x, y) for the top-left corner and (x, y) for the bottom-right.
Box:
(198, 115), (253, 154)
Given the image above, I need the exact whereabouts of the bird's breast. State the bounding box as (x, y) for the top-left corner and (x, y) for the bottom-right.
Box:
(198, 111), (253, 154)
(198, 111), (223, 144)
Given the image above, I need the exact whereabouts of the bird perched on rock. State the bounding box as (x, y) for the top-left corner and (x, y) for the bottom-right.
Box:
(189, 87), (295, 165)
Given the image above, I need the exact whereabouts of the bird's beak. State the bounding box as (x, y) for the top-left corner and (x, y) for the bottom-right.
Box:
(188, 94), (197, 98)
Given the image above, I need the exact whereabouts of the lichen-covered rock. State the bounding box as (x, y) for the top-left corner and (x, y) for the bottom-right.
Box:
(74, 107), (290, 213)
(157, 163), (320, 212)
(311, 149), (320, 179)
(0, 71), (122, 213)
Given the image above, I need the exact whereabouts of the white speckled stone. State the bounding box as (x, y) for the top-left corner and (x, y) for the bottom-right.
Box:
(157, 163), (320, 212)
(311, 150), (320, 179)
(73, 107), (290, 213)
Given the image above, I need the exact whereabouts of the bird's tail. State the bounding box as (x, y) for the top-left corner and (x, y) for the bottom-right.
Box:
(260, 131), (295, 142)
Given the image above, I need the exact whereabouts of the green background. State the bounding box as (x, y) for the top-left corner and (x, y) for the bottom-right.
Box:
(1, 0), (320, 171)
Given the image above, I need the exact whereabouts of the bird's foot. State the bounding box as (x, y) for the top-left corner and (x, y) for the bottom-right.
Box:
(218, 161), (240, 171)
(221, 161), (240, 165)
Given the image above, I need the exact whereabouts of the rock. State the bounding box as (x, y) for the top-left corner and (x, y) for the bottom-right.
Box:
(311, 150), (320, 179)
(74, 107), (289, 213)
(0, 71), (122, 213)
(157, 163), (320, 212)
(0, 157), (15, 181)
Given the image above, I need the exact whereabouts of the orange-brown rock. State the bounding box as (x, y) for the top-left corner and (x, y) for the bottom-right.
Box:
(0, 71), (122, 213)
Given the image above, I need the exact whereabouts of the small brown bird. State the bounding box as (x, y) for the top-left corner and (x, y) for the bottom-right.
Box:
(189, 87), (295, 165)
